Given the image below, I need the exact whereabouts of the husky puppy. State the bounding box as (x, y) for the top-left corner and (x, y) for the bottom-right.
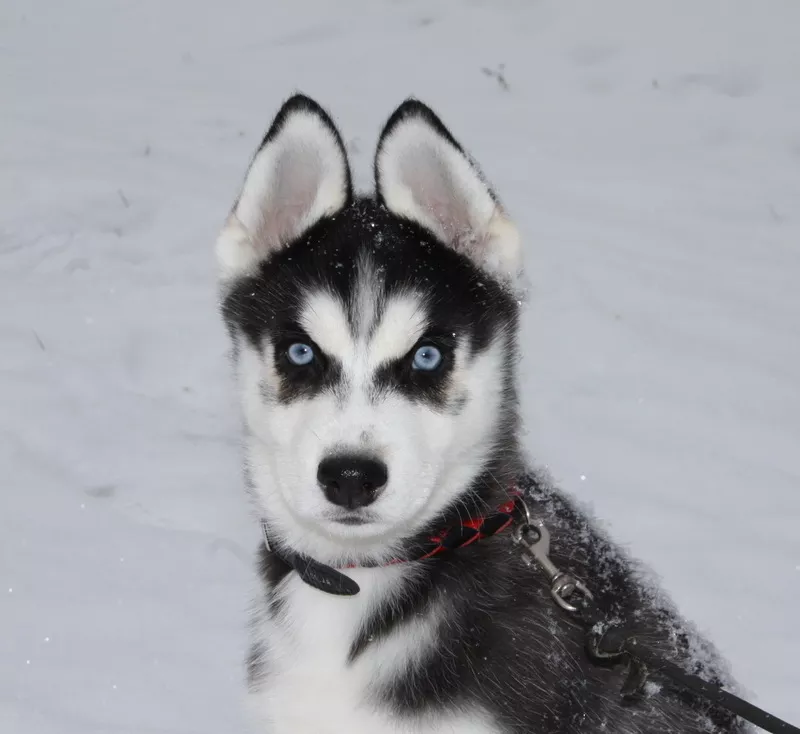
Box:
(216, 95), (746, 733)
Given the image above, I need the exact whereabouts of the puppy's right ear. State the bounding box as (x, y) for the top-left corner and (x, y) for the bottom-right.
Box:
(216, 95), (352, 282)
(374, 100), (521, 282)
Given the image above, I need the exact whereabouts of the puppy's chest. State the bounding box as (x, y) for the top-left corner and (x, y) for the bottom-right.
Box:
(251, 569), (501, 734)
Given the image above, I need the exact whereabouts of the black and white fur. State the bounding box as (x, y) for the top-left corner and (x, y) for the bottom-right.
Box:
(217, 95), (747, 733)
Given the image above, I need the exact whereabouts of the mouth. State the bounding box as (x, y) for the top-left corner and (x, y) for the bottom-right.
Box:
(334, 516), (368, 526)
(326, 510), (377, 527)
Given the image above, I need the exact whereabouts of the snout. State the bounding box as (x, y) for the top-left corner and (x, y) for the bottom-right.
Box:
(317, 455), (388, 510)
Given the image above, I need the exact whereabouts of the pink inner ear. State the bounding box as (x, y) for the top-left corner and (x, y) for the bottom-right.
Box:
(399, 147), (472, 244)
(258, 147), (324, 249)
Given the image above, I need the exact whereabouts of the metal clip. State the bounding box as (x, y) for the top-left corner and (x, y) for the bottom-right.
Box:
(512, 516), (593, 614)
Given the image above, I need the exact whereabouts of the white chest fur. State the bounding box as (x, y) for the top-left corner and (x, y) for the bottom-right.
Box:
(248, 565), (502, 734)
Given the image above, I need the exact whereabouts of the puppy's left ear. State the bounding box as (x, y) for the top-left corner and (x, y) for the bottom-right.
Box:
(374, 100), (521, 281)
(216, 94), (352, 282)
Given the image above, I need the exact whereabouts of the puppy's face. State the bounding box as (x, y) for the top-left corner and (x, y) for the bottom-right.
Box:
(218, 96), (521, 562)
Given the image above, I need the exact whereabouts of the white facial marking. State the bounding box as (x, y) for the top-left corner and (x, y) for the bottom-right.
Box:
(368, 294), (428, 369)
(300, 290), (354, 360)
(352, 257), (381, 337)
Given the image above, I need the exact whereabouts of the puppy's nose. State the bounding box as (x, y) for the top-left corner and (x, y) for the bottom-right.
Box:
(317, 455), (388, 510)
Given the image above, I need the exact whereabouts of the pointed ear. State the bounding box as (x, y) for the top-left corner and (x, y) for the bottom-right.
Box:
(216, 94), (352, 281)
(374, 100), (521, 281)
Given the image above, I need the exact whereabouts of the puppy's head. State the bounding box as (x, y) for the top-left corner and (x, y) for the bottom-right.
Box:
(218, 96), (522, 563)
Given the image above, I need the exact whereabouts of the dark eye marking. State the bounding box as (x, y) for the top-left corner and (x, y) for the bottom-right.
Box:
(271, 328), (338, 402)
(373, 333), (456, 407)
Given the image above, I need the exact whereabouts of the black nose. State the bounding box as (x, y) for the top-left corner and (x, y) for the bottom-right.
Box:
(317, 455), (388, 510)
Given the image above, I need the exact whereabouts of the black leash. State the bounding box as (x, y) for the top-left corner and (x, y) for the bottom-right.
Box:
(513, 518), (800, 734)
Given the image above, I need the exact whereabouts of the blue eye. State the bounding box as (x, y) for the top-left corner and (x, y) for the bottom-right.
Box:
(286, 343), (315, 366)
(412, 345), (443, 371)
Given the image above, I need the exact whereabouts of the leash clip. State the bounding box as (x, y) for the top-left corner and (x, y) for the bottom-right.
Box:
(512, 515), (593, 614)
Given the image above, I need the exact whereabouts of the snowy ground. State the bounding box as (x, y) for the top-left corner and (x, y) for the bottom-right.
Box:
(2, 1), (799, 731)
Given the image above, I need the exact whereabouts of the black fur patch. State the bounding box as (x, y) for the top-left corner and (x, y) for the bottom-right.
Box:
(347, 569), (435, 664)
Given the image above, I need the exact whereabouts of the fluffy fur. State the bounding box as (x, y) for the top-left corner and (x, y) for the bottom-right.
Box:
(217, 94), (748, 733)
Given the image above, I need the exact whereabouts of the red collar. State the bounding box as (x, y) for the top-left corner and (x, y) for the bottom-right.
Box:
(411, 493), (524, 561)
(264, 492), (526, 596)
(344, 492), (526, 568)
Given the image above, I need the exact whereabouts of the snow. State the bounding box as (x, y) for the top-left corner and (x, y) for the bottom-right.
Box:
(1, 0), (799, 731)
